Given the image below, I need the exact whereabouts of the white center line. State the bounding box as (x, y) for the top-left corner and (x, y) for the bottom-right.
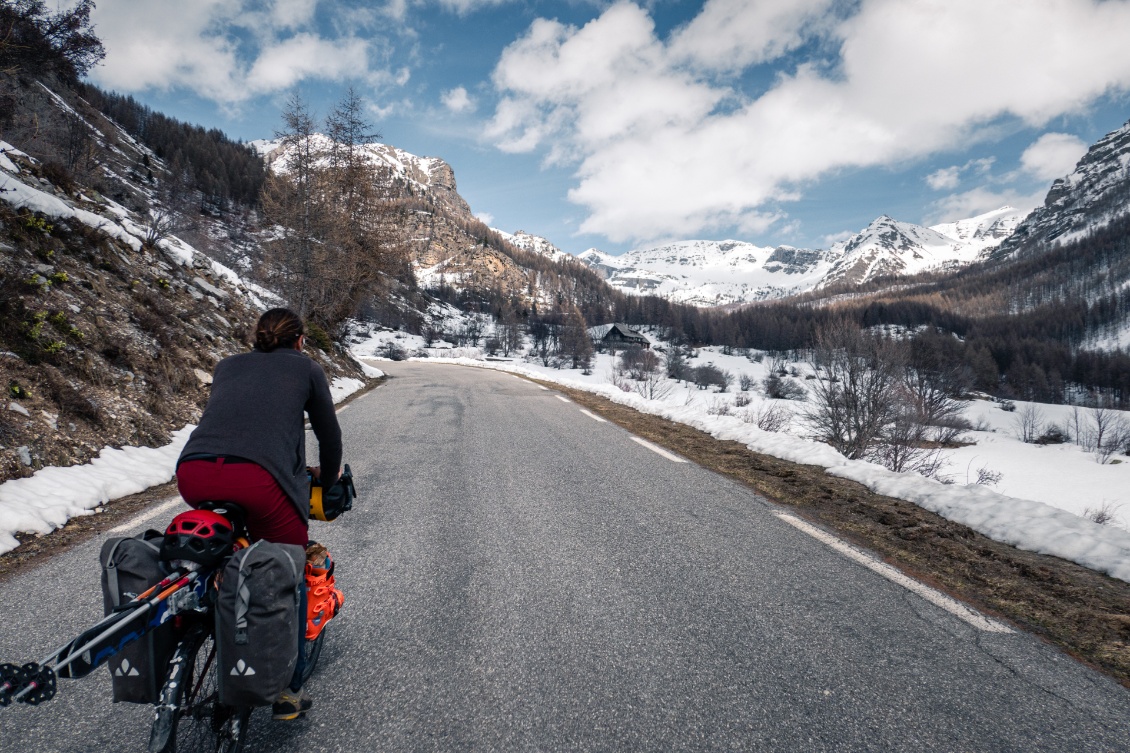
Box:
(775, 512), (1013, 634)
(555, 395), (571, 403)
(580, 409), (607, 423)
(108, 497), (184, 535)
(631, 437), (687, 463)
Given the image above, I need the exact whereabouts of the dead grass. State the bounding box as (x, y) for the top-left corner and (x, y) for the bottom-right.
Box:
(551, 381), (1130, 687)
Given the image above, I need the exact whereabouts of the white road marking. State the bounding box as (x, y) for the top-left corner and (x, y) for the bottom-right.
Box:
(555, 396), (571, 403)
(580, 409), (608, 423)
(631, 437), (687, 463)
(336, 404), (350, 414)
(775, 512), (1013, 634)
(108, 497), (184, 535)
(536, 385), (549, 391)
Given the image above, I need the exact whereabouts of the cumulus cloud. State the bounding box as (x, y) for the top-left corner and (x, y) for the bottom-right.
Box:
(475, 211), (495, 225)
(248, 34), (369, 92)
(1020, 132), (1089, 181)
(487, 0), (1130, 243)
(90, 0), (375, 102)
(442, 86), (476, 113)
(668, 0), (835, 72)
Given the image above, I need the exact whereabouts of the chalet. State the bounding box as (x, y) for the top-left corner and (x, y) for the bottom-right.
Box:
(587, 323), (652, 349)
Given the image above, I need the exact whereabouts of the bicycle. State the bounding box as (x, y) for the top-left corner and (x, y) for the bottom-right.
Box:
(0, 465), (354, 753)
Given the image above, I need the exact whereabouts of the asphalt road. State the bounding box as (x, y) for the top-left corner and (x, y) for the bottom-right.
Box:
(2, 361), (1129, 752)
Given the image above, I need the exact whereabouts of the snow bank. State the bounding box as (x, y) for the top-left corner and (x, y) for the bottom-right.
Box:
(387, 351), (1130, 584)
(330, 377), (365, 403)
(0, 427), (192, 555)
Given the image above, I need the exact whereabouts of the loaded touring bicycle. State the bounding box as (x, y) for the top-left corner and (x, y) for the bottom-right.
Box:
(1, 466), (355, 753)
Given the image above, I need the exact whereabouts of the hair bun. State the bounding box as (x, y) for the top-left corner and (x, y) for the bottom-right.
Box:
(253, 308), (304, 352)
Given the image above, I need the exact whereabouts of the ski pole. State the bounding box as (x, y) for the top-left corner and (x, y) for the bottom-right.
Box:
(11, 571), (199, 704)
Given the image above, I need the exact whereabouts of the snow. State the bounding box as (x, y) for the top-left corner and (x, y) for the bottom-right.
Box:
(0, 141), (20, 173)
(0, 378), (369, 556)
(352, 332), (1130, 583)
(0, 169), (143, 252)
(0, 427), (193, 554)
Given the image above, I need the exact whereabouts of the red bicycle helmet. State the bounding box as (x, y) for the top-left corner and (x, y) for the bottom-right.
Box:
(160, 509), (235, 569)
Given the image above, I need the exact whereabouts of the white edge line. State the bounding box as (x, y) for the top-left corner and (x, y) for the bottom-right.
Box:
(555, 395), (571, 403)
(108, 497), (184, 535)
(336, 404), (350, 414)
(775, 512), (1012, 634)
(631, 436), (687, 463)
(536, 385), (549, 391)
(580, 409), (608, 424)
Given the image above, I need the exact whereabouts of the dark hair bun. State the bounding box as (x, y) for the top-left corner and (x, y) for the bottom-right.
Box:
(254, 308), (304, 352)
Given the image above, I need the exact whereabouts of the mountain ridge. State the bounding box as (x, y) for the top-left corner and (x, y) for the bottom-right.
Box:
(567, 206), (1028, 307)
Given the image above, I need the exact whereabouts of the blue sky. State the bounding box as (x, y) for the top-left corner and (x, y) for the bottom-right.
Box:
(87, 1), (1130, 255)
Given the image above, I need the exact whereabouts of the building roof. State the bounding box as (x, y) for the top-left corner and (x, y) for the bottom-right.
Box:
(587, 323), (652, 343)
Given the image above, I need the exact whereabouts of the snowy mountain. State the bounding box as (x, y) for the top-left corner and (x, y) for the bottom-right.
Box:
(493, 229), (572, 264)
(575, 208), (1027, 307)
(576, 240), (837, 307)
(990, 118), (1130, 259)
(821, 207), (1027, 287)
(251, 136), (472, 217)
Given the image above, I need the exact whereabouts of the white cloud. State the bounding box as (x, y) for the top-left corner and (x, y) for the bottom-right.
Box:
(487, 0), (1130, 244)
(1020, 132), (1089, 181)
(926, 157), (998, 190)
(926, 167), (961, 191)
(247, 34), (369, 92)
(90, 1), (378, 103)
(475, 211), (495, 225)
(442, 86), (476, 113)
(669, 0), (835, 72)
(270, 0), (319, 28)
(434, 0), (514, 14)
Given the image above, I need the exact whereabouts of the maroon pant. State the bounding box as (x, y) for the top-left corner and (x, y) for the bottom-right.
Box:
(176, 459), (308, 546)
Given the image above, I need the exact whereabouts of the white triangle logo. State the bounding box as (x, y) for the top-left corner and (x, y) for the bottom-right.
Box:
(114, 659), (140, 677)
(230, 659), (256, 676)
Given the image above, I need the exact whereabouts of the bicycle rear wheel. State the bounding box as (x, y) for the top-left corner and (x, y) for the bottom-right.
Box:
(150, 628), (250, 753)
(300, 630), (325, 684)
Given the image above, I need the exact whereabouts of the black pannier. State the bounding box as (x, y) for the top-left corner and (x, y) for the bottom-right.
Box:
(214, 540), (305, 706)
(99, 531), (177, 703)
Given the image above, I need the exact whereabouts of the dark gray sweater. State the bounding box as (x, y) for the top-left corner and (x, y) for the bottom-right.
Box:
(178, 348), (343, 522)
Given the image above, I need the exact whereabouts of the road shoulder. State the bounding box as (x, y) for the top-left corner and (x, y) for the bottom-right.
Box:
(546, 378), (1130, 688)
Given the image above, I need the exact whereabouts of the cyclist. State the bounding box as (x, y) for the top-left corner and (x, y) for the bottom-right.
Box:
(174, 307), (342, 720)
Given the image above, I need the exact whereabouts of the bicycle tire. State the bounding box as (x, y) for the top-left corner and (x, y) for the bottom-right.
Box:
(300, 630), (325, 684)
(149, 627), (250, 753)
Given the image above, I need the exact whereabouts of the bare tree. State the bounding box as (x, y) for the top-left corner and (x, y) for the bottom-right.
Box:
(261, 91), (407, 332)
(261, 93), (323, 318)
(498, 305), (523, 356)
(1013, 403), (1045, 443)
(901, 365), (967, 445)
(804, 321), (903, 459)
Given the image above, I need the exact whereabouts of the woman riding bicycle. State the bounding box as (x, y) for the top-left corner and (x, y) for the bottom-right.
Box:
(175, 307), (341, 720)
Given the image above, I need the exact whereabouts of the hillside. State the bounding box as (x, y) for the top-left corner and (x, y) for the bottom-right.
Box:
(252, 134), (654, 329)
(0, 80), (365, 484)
